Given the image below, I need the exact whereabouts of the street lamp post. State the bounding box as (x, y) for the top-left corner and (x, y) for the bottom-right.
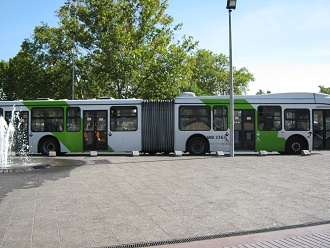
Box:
(71, 0), (77, 100)
(226, 0), (237, 157)
(72, 40), (75, 100)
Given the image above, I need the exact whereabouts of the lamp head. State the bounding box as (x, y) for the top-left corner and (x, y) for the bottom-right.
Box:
(226, 0), (237, 10)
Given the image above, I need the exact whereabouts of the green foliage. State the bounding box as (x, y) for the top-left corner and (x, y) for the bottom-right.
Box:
(0, 0), (255, 100)
(189, 50), (227, 95)
(319, 85), (330, 94)
(0, 60), (9, 100)
(256, 89), (272, 95)
(55, 0), (197, 100)
(256, 89), (265, 95)
(190, 49), (254, 96)
(232, 67), (255, 95)
(2, 25), (75, 100)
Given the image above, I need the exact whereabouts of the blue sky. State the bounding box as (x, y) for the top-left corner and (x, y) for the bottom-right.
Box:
(1, 0), (329, 94)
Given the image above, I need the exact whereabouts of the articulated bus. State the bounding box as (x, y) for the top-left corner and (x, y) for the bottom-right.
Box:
(1, 92), (330, 155)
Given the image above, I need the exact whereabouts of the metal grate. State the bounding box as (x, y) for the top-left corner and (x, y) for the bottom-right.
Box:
(98, 221), (330, 248)
(90, 159), (112, 164)
(32, 165), (52, 169)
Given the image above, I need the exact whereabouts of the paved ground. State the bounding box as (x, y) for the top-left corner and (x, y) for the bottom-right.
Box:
(0, 152), (329, 248)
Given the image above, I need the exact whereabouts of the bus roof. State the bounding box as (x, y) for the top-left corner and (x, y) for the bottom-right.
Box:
(175, 92), (330, 105)
(0, 98), (143, 107)
(1, 92), (330, 106)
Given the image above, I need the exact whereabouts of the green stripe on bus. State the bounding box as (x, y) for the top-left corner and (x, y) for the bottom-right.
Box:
(22, 101), (69, 109)
(52, 131), (83, 152)
(256, 131), (286, 152)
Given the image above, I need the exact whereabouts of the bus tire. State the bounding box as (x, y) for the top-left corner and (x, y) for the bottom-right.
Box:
(187, 137), (208, 155)
(285, 136), (307, 155)
(39, 137), (60, 156)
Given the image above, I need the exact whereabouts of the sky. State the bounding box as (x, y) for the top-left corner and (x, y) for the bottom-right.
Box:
(0, 0), (329, 94)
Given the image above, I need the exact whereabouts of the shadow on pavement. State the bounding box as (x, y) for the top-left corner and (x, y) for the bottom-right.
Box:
(0, 158), (85, 203)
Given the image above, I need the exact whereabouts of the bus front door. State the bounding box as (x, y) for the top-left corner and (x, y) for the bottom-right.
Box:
(313, 110), (330, 150)
(234, 109), (255, 150)
(83, 110), (108, 151)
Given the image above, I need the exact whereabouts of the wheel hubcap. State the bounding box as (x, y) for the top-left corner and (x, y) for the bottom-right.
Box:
(46, 143), (55, 151)
(291, 142), (301, 152)
(193, 142), (203, 153)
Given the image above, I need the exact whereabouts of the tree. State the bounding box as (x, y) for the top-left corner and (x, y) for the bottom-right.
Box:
(0, 24), (76, 100)
(56, 0), (197, 99)
(189, 49), (227, 95)
(30, 24), (97, 99)
(1, 0), (256, 100)
(233, 67), (255, 95)
(0, 60), (9, 100)
(256, 89), (271, 95)
(319, 85), (330, 94)
(1, 0), (197, 100)
(256, 89), (265, 95)
(190, 49), (254, 96)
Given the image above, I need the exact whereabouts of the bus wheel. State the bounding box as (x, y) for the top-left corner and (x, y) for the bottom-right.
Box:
(39, 137), (59, 156)
(285, 137), (306, 155)
(187, 137), (208, 155)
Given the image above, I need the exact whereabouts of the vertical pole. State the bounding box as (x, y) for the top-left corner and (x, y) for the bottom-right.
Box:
(229, 9), (234, 157)
(72, 43), (75, 100)
(71, 0), (76, 100)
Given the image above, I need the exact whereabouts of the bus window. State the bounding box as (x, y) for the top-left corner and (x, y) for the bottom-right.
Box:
(285, 109), (310, 131)
(67, 107), (81, 132)
(110, 106), (137, 131)
(5, 111), (11, 123)
(31, 108), (64, 132)
(0, 108), (2, 116)
(179, 106), (211, 131)
(258, 106), (282, 131)
(213, 106), (228, 131)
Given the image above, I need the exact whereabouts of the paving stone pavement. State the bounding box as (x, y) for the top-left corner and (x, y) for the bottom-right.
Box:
(0, 153), (329, 248)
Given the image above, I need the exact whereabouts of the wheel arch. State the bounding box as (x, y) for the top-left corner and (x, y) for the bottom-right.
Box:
(285, 134), (309, 154)
(38, 135), (61, 155)
(185, 134), (210, 153)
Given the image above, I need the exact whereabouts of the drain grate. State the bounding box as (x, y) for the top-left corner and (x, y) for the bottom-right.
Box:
(97, 221), (330, 248)
(90, 159), (112, 165)
(32, 165), (52, 170)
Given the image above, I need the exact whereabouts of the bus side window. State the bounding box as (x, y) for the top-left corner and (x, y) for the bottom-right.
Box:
(284, 109), (310, 131)
(258, 106), (282, 131)
(67, 107), (81, 132)
(31, 108), (64, 132)
(179, 106), (211, 131)
(4, 111), (10, 123)
(110, 106), (138, 131)
(0, 108), (2, 116)
(213, 106), (228, 131)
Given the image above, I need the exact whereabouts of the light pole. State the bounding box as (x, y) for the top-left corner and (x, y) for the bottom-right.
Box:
(71, 0), (77, 100)
(226, 0), (236, 157)
(72, 39), (75, 100)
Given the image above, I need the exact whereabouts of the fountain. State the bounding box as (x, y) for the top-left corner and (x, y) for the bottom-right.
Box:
(0, 113), (15, 167)
(0, 109), (33, 171)
(1, 109), (85, 172)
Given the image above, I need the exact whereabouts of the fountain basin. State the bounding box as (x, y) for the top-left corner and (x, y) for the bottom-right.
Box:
(0, 157), (86, 173)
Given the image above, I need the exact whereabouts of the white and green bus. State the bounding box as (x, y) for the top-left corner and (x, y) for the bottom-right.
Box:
(1, 92), (330, 155)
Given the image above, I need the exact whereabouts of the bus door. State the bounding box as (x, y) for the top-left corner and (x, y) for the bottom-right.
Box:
(83, 110), (107, 150)
(234, 109), (255, 150)
(109, 106), (140, 152)
(5, 111), (29, 153)
(313, 110), (330, 150)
